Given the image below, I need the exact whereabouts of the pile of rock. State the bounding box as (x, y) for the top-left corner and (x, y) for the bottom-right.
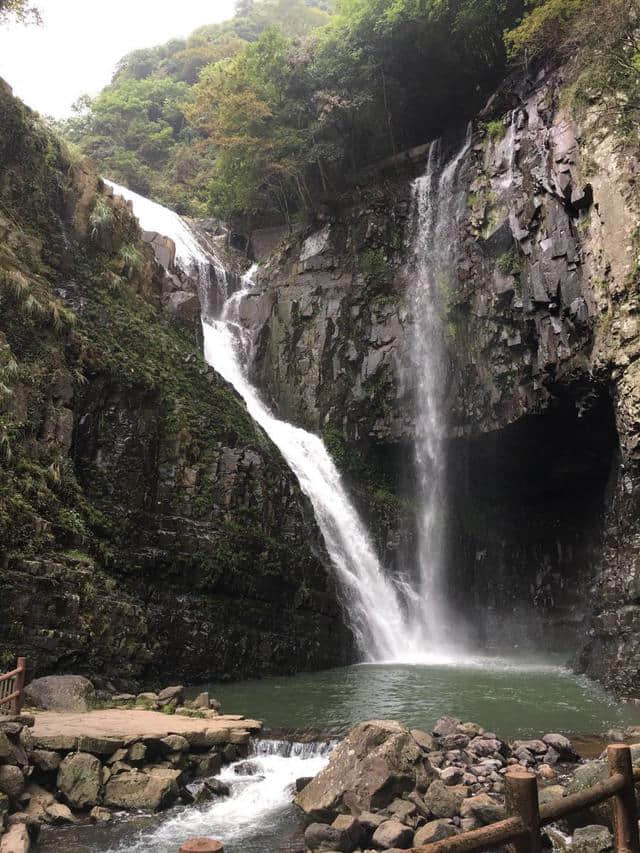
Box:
(0, 689), (253, 852)
(295, 717), (603, 853)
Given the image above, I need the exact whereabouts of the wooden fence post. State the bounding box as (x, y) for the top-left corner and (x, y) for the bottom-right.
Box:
(505, 767), (541, 853)
(608, 745), (640, 853)
(179, 840), (224, 852)
(11, 657), (26, 715)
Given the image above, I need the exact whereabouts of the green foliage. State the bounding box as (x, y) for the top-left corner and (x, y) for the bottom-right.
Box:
(496, 246), (522, 277)
(89, 195), (114, 239)
(359, 247), (389, 285)
(0, 0), (40, 23)
(62, 0), (527, 221)
(118, 243), (144, 279)
(322, 425), (347, 466)
(486, 119), (506, 141)
(504, 0), (587, 61)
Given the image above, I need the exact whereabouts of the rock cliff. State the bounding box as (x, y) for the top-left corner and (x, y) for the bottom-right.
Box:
(244, 67), (640, 694)
(0, 83), (354, 685)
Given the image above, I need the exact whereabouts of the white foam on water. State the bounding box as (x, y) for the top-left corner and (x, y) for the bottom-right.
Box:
(115, 741), (331, 852)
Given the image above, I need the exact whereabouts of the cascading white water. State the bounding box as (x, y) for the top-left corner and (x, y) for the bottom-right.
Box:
(106, 180), (442, 663)
(201, 316), (415, 660)
(106, 176), (472, 664)
(407, 125), (473, 650)
(102, 179), (228, 296)
(114, 740), (333, 853)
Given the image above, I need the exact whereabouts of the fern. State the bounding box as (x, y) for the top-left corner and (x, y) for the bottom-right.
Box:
(89, 195), (114, 239)
(119, 243), (144, 279)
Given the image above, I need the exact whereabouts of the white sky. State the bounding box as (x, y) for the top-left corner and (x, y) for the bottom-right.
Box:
(0, 0), (236, 118)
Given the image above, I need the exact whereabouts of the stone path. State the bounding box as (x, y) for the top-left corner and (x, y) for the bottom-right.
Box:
(31, 709), (262, 751)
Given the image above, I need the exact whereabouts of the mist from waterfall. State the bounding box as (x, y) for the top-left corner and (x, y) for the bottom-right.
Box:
(105, 177), (467, 664)
(407, 125), (473, 651)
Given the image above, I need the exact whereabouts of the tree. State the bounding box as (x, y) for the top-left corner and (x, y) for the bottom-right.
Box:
(235, 0), (255, 14)
(0, 0), (40, 23)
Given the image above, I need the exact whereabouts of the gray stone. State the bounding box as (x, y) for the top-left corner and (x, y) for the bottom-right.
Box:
(295, 720), (432, 821)
(30, 751), (60, 772)
(468, 737), (505, 757)
(135, 692), (158, 707)
(45, 802), (76, 824)
(387, 798), (417, 825)
(358, 810), (386, 833)
(90, 806), (112, 823)
(414, 819), (457, 845)
(160, 735), (189, 754)
(111, 694), (136, 705)
(542, 733), (578, 760)
(512, 739), (548, 755)
(156, 685), (184, 707)
(304, 822), (344, 852)
(572, 825), (614, 853)
(433, 717), (460, 737)
(203, 778), (230, 797)
(189, 752), (222, 778)
(0, 766), (24, 801)
(372, 819), (414, 849)
(440, 766), (465, 786)
(190, 692), (210, 710)
(57, 753), (103, 809)
(440, 734), (470, 751)
(32, 734), (77, 751)
(411, 729), (434, 752)
(104, 770), (178, 811)
(331, 815), (362, 849)
(459, 793), (505, 825)
(126, 742), (147, 764)
(23, 784), (54, 822)
(24, 675), (95, 712)
(424, 781), (468, 818)
(77, 736), (124, 755)
(538, 784), (566, 806)
(0, 734), (12, 763)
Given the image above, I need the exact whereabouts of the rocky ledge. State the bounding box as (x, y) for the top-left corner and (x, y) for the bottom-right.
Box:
(295, 718), (640, 853)
(0, 679), (261, 852)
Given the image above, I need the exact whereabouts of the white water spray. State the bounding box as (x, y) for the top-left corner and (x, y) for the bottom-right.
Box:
(407, 124), (473, 650)
(115, 740), (333, 853)
(106, 179), (465, 664)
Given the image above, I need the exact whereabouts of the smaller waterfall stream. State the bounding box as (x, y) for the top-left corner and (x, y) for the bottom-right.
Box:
(408, 124), (473, 650)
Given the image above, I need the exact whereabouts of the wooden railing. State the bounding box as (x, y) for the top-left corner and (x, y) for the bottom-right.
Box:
(0, 657), (26, 715)
(414, 744), (640, 853)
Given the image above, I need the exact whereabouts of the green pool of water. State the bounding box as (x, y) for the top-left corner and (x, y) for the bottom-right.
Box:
(202, 660), (640, 738)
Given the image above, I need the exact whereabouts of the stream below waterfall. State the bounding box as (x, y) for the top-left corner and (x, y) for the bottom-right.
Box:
(39, 663), (639, 853)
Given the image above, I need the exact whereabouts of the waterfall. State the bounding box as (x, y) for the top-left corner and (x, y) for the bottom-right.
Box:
(112, 739), (334, 853)
(201, 314), (413, 660)
(105, 179), (447, 663)
(407, 124), (473, 650)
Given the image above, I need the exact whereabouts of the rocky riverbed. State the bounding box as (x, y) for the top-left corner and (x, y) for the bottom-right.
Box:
(0, 676), (260, 853)
(295, 717), (640, 853)
(3, 674), (640, 853)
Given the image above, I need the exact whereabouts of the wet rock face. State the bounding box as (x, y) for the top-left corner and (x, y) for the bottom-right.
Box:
(246, 68), (640, 692)
(0, 84), (354, 686)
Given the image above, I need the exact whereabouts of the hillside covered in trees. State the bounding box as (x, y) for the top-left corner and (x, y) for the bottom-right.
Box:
(58, 0), (636, 231)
